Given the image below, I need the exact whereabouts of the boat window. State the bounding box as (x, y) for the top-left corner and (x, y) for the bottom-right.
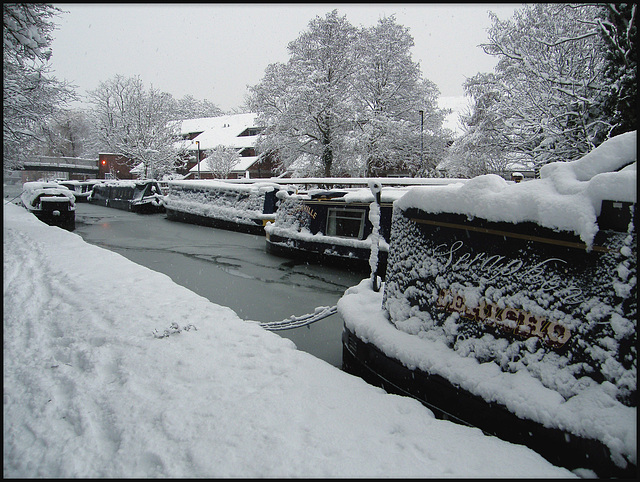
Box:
(326, 207), (366, 239)
(132, 184), (147, 200)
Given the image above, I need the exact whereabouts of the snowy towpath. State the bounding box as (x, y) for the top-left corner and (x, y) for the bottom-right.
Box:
(3, 202), (574, 477)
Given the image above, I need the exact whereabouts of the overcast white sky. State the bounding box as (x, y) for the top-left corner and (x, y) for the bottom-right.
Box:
(50, 3), (521, 112)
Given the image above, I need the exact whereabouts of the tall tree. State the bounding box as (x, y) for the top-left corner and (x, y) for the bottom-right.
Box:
(440, 72), (512, 178)
(3, 3), (75, 169)
(598, 3), (637, 137)
(353, 16), (451, 176)
(249, 10), (452, 177)
(249, 10), (360, 177)
(35, 108), (94, 158)
(459, 4), (612, 170)
(88, 75), (185, 179)
(171, 94), (223, 120)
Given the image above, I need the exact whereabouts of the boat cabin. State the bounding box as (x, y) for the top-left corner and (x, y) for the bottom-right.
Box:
(163, 179), (284, 235)
(264, 178), (467, 277)
(56, 179), (104, 202)
(89, 180), (164, 213)
(265, 187), (402, 277)
(20, 181), (76, 231)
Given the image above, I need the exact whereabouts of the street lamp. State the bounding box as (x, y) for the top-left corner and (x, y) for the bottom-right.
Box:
(195, 140), (201, 179)
(419, 110), (424, 169)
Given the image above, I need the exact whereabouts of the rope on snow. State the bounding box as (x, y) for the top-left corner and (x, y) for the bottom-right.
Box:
(252, 305), (337, 331)
(4, 190), (25, 206)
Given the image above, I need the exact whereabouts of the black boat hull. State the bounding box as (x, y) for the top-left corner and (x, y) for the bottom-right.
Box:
(341, 325), (635, 478)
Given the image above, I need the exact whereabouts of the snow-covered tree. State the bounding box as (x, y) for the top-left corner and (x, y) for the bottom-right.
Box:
(249, 10), (452, 178)
(353, 16), (452, 176)
(205, 145), (240, 179)
(171, 94), (223, 120)
(403, 82), (453, 177)
(457, 4), (612, 170)
(440, 72), (513, 178)
(35, 108), (94, 158)
(599, 3), (637, 137)
(88, 75), (186, 179)
(249, 10), (361, 177)
(3, 3), (75, 169)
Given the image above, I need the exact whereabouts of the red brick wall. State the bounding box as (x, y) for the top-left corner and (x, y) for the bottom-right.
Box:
(98, 154), (135, 179)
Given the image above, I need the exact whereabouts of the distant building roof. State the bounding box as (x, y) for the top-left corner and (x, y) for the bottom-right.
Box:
(179, 113), (261, 151)
(189, 155), (260, 175)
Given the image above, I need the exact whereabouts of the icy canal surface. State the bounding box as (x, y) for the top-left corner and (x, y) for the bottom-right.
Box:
(73, 202), (365, 367)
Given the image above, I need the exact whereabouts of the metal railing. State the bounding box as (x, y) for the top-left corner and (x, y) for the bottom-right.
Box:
(24, 156), (99, 172)
(23, 156), (98, 174)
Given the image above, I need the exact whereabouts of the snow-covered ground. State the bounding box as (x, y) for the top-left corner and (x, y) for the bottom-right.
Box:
(4, 200), (575, 477)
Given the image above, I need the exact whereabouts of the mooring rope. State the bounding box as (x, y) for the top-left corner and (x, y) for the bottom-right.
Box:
(253, 305), (337, 331)
(4, 190), (25, 206)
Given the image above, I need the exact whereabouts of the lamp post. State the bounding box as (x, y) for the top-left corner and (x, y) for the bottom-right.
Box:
(419, 110), (424, 169)
(195, 140), (201, 179)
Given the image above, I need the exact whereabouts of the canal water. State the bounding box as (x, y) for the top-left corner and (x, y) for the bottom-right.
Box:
(65, 200), (366, 367)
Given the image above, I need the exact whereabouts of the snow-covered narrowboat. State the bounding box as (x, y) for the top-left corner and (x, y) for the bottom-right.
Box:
(163, 179), (284, 235)
(339, 131), (637, 477)
(20, 181), (76, 231)
(264, 179), (465, 279)
(56, 179), (104, 202)
(88, 180), (165, 213)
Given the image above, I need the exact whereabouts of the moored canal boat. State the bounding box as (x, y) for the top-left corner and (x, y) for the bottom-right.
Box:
(20, 181), (76, 231)
(56, 179), (104, 202)
(264, 179), (465, 278)
(88, 179), (165, 213)
(339, 131), (637, 477)
(163, 179), (284, 235)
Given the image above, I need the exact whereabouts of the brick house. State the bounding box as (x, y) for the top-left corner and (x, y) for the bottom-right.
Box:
(95, 113), (280, 180)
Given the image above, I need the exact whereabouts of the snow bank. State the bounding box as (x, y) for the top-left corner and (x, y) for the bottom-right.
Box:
(3, 202), (574, 477)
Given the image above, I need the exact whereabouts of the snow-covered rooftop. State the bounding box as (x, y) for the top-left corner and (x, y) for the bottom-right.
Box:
(180, 112), (260, 151)
(189, 155), (260, 175)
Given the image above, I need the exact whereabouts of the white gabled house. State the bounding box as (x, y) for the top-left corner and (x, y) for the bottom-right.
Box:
(178, 113), (279, 179)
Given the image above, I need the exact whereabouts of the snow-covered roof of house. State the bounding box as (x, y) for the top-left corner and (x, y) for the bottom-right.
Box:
(189, 155), (260, 175)
(180, 112), (261, 151)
